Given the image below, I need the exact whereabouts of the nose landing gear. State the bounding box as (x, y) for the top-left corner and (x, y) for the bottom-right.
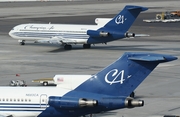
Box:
(18, 40), (25, 45)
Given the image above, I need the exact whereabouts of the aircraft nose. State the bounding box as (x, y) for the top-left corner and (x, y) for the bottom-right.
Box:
(9, 29), (16, 38)
(9, 30), (13, 37)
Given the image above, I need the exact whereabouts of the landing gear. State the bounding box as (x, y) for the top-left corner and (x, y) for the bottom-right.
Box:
(64, 44), (72, 50)
(63, 44), (91, 50)
(18, 40), (25, 45)
(20, 42), (25, 45)
(83, 44), (91, 49)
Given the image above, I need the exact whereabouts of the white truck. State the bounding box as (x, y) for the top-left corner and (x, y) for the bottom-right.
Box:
(32, 78), (55, 86)
(32, 75), (92, 86)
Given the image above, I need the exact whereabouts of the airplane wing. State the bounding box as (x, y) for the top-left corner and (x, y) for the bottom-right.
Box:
(34, 36), (77, 45)
(0, 114), (12, 117)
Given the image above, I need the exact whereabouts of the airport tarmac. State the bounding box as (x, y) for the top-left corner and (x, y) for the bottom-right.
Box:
(0, 1), (180, 117)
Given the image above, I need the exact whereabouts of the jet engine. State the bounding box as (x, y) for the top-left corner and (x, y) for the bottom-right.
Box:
(87, 30), (109, 37)
(125, 32), (135, 38)
(97, 97), (144, 110)
(48, 96), (98, 109)
(125, 97), (144, 108)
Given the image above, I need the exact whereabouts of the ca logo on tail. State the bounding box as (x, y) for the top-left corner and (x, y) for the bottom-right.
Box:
(105, 69), (125, 85)
(115, 15), (127, 24)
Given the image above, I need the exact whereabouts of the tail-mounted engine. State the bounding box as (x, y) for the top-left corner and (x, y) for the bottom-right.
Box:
(87, 30), (135, 39)
(48, 96), (98, 109)
(87, 30), (109, 37)
(125, 97), (144, 108)
(98, 97), (144, 110)
(125, 32), (135, 38)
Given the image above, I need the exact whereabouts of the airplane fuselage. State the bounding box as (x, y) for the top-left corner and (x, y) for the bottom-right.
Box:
(9, 23), (99, 44)
(0, 86), (129, 117)
(0, 87), (69, 117)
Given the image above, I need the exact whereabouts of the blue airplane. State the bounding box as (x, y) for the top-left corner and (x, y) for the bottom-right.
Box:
(0, 52), (177, 117)
(9, 5), (148, 50)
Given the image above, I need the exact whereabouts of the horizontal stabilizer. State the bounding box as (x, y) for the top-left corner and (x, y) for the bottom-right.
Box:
(129, 56), (165, 61)
(126, 5), (148, 11)
(128, 53), (177, 62)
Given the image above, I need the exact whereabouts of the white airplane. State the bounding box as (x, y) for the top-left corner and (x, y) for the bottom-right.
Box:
(0, 52), (177, 117)
(9, 5), (148, 50)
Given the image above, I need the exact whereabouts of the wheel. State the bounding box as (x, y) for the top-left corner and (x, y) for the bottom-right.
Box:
(83, 44), (91, 49)
(170, 14), (174, 17)
(157, 15), (161, 20)
(20, 42), (25, 45)
(43, 82), (48, 86)
(19, 40), (25, 45)
(9, 80), (16, 86)
(64, 45), (72, 50)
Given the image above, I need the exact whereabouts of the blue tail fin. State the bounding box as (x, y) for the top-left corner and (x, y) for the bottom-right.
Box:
(103, 5), (148, 32)
(87, 5), (148, 44)
(74, 52), (177, 97)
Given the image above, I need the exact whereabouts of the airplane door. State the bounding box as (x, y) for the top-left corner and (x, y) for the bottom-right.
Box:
(40, 94), (47, 108)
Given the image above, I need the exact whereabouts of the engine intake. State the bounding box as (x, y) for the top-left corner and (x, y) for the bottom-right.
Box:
(87, 30), (109, 37)
(79, 98), (98, 107)
(48, 96), (98, 109)
(125, 98), (144, 108)
(99, 31), (109, 37)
